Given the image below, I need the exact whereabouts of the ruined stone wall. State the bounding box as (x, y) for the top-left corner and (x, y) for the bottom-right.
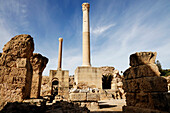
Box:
(100, 66), (125, 99)
(0, 34), (34, 109)
(50, 69), (69, 99)
(40, 76), (51, 96)
(30, 53), (48, 98)
(123, 52), (169, 113)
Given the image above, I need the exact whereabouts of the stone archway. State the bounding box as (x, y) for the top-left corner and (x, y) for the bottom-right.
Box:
(51, 78), (59, 96)
(102, 75), (113, 89)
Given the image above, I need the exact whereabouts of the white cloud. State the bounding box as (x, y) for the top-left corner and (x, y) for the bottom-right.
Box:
(91, 23), (116, 36)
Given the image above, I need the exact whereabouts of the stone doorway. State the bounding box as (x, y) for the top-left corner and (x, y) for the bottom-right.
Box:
(102, 75), (113, 89)
(52, 79), (59, 96)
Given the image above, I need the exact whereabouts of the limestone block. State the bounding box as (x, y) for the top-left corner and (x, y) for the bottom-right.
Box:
(130, 52), (157, 67)
(124, 76), (167, 93)
(16, 58), (27, 68)
(74, 67), (102, 89)
(124, 64), (160, 80)
(139, 76), (168, 92)
(125, 93), (136, 106)
(3, 34), (34, 58)
(135, 92), (169, 111)
(86, 93), (100, 101)
(69, 93), (86, 101)
(123, 79), (140, 93)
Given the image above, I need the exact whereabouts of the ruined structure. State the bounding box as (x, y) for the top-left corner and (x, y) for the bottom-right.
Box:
(74, 3), (102, 89)
(0, 34), (34, 109)
(49, 38), (69, 99)
(123, 52), (169, 113)
(30, 53), (48, 98)
(100, 66), (125, 100)
(40, 76), (51, 96)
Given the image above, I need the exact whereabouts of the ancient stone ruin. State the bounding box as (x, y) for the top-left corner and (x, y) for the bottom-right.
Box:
(123, 52), (169, 113)
(0, 34), (34, 109)
(30, 53), (48, 98)
(0, 34), (48, 110)
(40, 76), (51, 96)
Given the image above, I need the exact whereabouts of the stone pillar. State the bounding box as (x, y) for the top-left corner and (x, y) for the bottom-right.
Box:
(82, 3), (91, 67)
(58, 38), (63, 69)
(30, 53), (48, 98)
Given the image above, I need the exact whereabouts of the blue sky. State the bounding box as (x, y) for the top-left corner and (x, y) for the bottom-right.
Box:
(0, 0), (170, 75)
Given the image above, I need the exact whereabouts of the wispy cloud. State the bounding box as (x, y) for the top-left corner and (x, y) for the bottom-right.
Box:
(91, 23), (116, 36)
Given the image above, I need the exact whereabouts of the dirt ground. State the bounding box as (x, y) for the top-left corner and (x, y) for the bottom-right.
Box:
(90, 99), (126, 113)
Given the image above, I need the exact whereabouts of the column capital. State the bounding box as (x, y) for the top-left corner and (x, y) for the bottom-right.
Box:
(82, 3), (90, 11)
(59, 37), (63, 42)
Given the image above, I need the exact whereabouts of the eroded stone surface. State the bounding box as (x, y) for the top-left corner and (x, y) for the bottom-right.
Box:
(130, 52), (157, 67)
(40, 76), (51, 96)
(30, 53), (48, 98)
(123, 52), (169, 113)
(0, 34), (34, 110)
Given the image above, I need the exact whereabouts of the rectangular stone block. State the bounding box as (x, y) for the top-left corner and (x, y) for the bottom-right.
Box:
(135, 92), (169, 112)
(69, 93), (86, 101)
(87, 93), (100, 101)
(130, 52), (157, 67)
(125, 93), (136, 106)
(124, 64), (160, 80)
(123, 79), (140, 93)
(74, 67), (102, 89)
(123, 77), (167, 93)
(139, 76), (168, 92)
(149, 92), (169, 111)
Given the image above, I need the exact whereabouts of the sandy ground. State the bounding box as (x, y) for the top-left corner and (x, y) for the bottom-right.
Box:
(90, 99), (126, 113)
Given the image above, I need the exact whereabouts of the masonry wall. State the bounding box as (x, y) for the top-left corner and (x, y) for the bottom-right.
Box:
(123, 52), (169, 113)
(74, 67), (102, 89)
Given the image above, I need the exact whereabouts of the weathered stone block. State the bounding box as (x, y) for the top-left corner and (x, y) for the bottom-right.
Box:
(135, 92), (169, 111)
(124, 77), (167, 93)
(124, 64), (160, 80)
(125, 93), (136, 106)
(123, 79), (140, 93)
(74, 67), (102, 89)
(130, 52), (157, 67)
(139, 77), (168, 92)
(69, 93), (86, 101)
(87, 93), (100, 101)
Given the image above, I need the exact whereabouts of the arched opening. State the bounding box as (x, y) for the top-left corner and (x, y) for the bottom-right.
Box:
(52, 79), (59, 96)
(102, 75), (113, 89)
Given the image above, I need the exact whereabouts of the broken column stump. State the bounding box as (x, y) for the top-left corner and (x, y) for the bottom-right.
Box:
(30, 53), (48, 98)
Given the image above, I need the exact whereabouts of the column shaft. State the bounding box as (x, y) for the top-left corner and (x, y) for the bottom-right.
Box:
(82, 3), (91, 67)
(58, 38), (63, 69)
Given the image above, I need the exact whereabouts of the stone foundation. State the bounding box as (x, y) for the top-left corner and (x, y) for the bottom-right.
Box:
(74, 67), (102, 89)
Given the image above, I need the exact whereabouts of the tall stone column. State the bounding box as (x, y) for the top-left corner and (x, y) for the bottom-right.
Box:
(58, 38), (63, 69)
(82, 3), (91, 67)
